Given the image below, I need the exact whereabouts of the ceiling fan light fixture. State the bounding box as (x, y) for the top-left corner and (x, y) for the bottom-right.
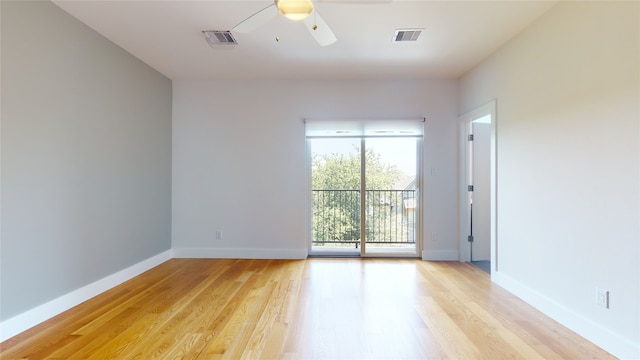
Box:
(276, 0), (314, 21)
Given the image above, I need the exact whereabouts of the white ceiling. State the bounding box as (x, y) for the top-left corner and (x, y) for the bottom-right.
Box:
(51, 0), (556, 80)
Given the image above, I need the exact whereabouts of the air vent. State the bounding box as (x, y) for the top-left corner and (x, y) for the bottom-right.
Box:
(393, 29), (423, 42)
(203, 30), (237, 46)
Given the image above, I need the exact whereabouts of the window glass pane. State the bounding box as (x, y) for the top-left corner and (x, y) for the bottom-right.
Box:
(364, 137), (417, 252)
(310, 138), (361, 250)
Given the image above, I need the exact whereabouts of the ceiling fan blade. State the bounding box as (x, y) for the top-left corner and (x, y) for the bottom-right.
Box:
(303, 11), (337, 46)
(233, 4), (278, 33)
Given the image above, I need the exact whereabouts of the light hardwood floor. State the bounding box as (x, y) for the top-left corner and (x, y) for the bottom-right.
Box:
(1, 258), (614, 359)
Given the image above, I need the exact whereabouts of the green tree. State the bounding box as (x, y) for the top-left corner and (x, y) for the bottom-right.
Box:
(312, 147), (400, 190)
(312, 146), (403, 245)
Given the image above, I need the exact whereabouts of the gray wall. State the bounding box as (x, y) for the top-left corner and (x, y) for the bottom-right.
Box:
(1, 1), (172, 320)
(459, 1), (639, 357)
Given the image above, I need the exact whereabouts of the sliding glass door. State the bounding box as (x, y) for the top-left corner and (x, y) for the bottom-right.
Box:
(363, 137), (418, 255)
(309, 138), (362, 256)
(306, 120), (422, 257)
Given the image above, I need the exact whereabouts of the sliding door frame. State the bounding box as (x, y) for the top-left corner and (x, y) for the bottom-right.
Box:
(306, 129), (423, 258)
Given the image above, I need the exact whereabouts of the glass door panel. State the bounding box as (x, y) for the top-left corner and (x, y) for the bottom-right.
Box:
(309, 138), (361, 256)
(363, 138), (418, 256)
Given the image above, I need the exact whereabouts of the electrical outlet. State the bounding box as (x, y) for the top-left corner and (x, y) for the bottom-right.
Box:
(431, 232), (437, 241)
(596, 287), (609, 309)
(215, 230), (223, 240)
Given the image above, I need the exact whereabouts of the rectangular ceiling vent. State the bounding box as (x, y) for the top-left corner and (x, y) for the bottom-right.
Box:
(203, 30), (237, 46)
(393, 29), (423, 42)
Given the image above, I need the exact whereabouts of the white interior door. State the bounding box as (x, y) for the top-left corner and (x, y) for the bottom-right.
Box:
(471, 121), (491, 261)
(459, 101), (496, 270)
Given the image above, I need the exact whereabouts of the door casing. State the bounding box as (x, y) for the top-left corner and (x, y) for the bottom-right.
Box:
(458, 100), (498, 272)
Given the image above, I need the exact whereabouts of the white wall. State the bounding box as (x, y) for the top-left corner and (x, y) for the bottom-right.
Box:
(459, 1), (639, 358)
(172, 80), (459, 260)
(1, 0), (172, 322)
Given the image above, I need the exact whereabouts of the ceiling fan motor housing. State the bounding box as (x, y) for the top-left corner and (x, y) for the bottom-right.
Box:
(276, 0), (314, 21)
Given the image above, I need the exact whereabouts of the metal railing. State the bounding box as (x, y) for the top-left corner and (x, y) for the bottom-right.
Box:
(312, 190), (416, 246)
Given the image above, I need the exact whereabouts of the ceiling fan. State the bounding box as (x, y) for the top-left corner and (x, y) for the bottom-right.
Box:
(232, 0), (390, 47)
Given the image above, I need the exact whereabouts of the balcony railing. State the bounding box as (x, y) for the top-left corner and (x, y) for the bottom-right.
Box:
(312, 190), (416, 246)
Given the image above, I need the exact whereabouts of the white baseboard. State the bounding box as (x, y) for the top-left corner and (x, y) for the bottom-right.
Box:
(0, 250), (172, 342)
(492, 271), (639, 360)
(172, 247), (308, 260)
(422, 249), (459, 261)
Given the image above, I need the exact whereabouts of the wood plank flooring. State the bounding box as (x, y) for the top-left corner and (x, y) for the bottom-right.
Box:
(1, 258), (615, 359)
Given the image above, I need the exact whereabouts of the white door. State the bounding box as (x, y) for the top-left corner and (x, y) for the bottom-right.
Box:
(459, 101), (496, 269)
(470, 120), (491, 261)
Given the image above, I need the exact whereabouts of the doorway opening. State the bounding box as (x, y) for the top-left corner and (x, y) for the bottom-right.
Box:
(459, 101), (497, 274)
(305, 119), (423, 257)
